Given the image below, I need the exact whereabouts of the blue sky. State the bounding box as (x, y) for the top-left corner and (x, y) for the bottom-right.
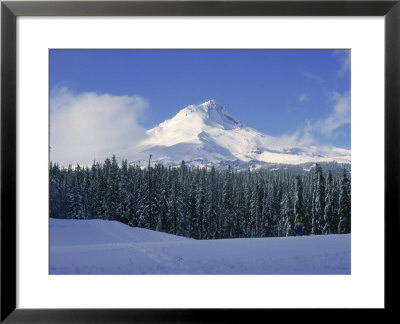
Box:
(50, 49), (350, 164)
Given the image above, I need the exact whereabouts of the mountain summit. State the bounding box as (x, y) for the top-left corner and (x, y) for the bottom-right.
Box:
(132, 101), (350, 168)
(165, 99), (241, 130)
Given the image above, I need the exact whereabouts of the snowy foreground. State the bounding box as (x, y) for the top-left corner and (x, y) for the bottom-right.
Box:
(50, 218), (350, 275)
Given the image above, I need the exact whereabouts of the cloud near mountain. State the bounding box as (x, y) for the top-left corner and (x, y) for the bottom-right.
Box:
(50, 87), (148, 166)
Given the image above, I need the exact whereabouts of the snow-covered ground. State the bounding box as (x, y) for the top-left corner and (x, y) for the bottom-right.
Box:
(50, 218), (351, 275)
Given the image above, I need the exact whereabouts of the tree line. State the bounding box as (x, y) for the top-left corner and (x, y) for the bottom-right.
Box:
(49, 156), (351, 239)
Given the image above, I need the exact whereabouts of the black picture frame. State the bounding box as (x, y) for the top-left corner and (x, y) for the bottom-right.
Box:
(1, 0), (399, 322)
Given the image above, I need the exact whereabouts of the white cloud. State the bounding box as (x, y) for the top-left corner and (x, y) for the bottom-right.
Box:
(316, 92), (351, 136)
(278, 120), (316, 147)
(298, 93), (309, 103)
(333, 50), (351, 75)
(50, 87), (148, 166)
(300, 70), (326, 83)
(280, 91), (350, 146)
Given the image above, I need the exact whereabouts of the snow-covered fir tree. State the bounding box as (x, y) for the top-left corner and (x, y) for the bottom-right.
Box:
(313, 163), (326, 235)
(323, 171), (335, 234)
(49, 157), (351, 239)
(293, 175), (305, 231)
(338, 168), (351, 234)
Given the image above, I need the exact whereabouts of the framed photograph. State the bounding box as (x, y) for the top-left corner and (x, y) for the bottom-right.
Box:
(48, 47), (352, 276)
(1, 0), (399, 322)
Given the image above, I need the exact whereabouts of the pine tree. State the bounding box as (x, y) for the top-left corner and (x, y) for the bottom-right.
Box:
(260, 185), (270, 237)
(88, 161), (99, 219)
(331, 177), (340, 232)
(82, 167), (91, 219)
(264, 182), (277, 237)
(280, 181), (294, 236)
(206, 165), (219, 239)
(68, 165), (84, 219)
(222, 166), (234, 238)
(167, 176), (179, 235)
(156, 182), (168, 232)
(338, 168), (351, 233)
(49, 162), (67, 219)
(313, 164), (326, 235)
(129, 165), (142, 227)
(234, 174), (246, 238)
(196, 169), (207, 239)
(137, 155), (158, 229)
(323, 171), (335, 234)
(116, 160), (131, 225)
(249, 175), (263, 237)
(242, 170), (252, 237)
(293, 175), (305, 229)
(303, 174), (314, 236)
(188, 172), (199, 239)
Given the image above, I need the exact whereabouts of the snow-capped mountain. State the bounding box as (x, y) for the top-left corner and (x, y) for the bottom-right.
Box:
(130, 100), (350, 168)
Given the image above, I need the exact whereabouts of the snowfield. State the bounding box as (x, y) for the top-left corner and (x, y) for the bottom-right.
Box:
(50, 218), (351, 275)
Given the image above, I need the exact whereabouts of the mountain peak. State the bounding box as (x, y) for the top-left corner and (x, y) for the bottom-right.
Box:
(201, 99), (219, 108)
(183, 99), (222, 112)
(175, 100), (241, 128)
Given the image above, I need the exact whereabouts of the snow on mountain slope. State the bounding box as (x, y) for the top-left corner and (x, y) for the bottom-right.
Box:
(131, 100), (350, 168)
(50, 218), (351, 275)
(50, 218), (190, 246)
